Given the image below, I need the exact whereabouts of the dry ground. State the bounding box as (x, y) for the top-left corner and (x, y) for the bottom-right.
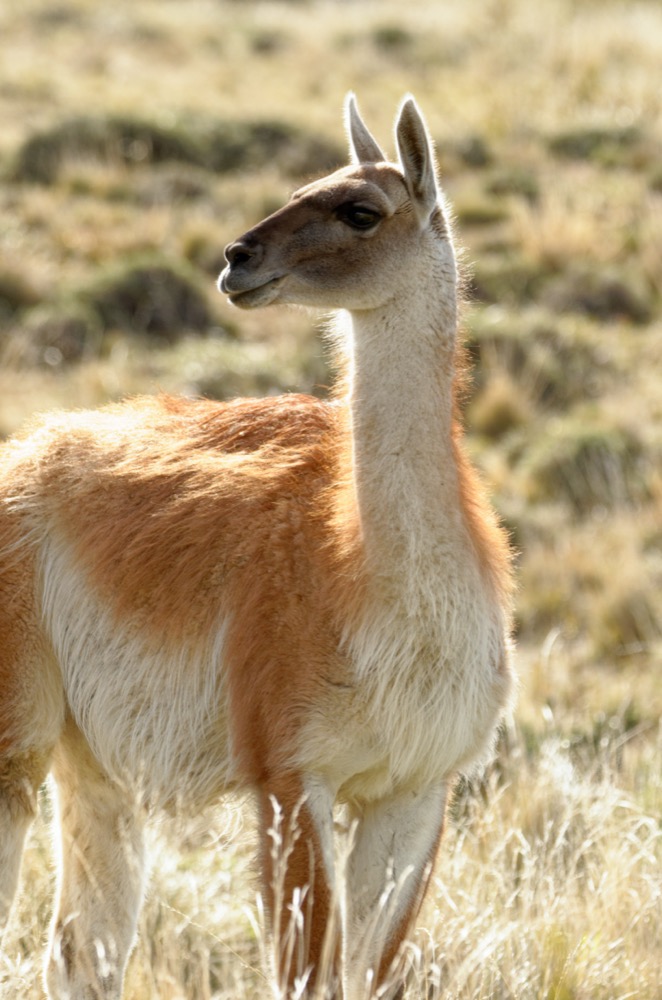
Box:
(0, 0), (660, 997)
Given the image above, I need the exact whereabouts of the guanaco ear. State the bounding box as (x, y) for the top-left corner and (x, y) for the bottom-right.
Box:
(395, 96), (439, 226)
(345, 93), (386, 165)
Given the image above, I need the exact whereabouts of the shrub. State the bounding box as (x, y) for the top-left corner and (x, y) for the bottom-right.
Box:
(0, 267), (43, 322)
(7, 301), (103, 367)
(371, 24), (413, 51)
(132, 164), (214, 206)
(454, 196), (509, 227)
(465, 308), (611, 409)
(12, 116), (203, 185)
(521, 416), (653, 514)
(485, 166), (540, 203)
(203, 119), (341, 177)
(547, 124), (646, 165)
(434, 135), (494, 174)
(11, 115), (342, 185)
(543, 265), (654, 324)
(591, 585), (661, 658)
(81, 256), (214, 339)
(469, 253), (544, 305)
(467, 370), (532, 440)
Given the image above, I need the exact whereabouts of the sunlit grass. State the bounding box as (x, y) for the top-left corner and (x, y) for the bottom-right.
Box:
(2, 716), (661, 998)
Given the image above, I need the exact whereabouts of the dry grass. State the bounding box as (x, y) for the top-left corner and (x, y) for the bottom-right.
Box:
(1, 0), (661, 996)
(3, 716), (661, 999)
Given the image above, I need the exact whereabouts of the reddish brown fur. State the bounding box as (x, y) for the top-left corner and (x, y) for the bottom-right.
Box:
(451, 340), (514, 607)
(0, 480), (49, 762)
(35, 396), (340, 637)
(22, 389), (510, 784)
(23, 395), (359, 780)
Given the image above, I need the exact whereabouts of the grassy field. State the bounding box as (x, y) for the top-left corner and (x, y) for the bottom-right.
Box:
(1, 0), (661, 996)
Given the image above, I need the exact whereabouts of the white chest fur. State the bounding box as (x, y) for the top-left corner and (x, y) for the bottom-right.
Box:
(300, 558), (512, 803)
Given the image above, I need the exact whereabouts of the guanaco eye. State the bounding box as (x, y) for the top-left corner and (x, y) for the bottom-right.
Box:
(336, 204), (382, 230)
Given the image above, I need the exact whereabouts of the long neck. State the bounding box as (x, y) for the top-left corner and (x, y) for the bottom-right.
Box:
(343, 274), (465, 585)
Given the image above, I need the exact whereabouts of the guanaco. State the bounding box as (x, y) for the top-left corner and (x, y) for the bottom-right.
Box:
(0, 94), (514, 1000)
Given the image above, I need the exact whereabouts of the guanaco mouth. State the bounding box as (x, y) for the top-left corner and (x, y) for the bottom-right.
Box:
(219, 272), (284, 309)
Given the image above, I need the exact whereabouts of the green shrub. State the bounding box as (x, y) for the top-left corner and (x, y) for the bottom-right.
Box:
(12, 116), (204, 184)
(204, 119), (341, 176)
(591, 586), (661, 658)
(371, 24), (413, 51)
(522, 416), (653, 513)
(436, 134), (494, 175)
(15, 301), (104, 366)
(469, 253), (544, 305)
(454, 196), (509, 227)
(466, 308), (615, 408)
(132, 164), (214, 206)
(547, 124), (645, 165)
(11, 114), (342, 185)
(81, 256), (214, 339)
(543, 265), (654, 324)
(0, 267), (43, 322)
(485, 166), (540, 203)
(467, 371), (532, 440)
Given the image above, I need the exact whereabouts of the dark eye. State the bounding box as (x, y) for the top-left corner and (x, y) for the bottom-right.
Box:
(336, 204), (382, 230)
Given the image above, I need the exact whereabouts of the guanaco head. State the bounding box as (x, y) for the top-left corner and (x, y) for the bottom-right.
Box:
(218, 94), (456, 312)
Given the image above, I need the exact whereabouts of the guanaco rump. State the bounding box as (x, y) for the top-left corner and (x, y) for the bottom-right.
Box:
(0, 95), (514, 999)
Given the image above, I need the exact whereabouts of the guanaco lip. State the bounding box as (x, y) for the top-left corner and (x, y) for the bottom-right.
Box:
(220, 271), (284, 308)
(218, 267), (283, 306)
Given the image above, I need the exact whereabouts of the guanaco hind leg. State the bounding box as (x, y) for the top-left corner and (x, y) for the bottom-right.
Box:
(344, 783), (448, 1000)
(45, 720), (146, 1000)
(0, 549), (63, 943)
(0, 750), (52, 940)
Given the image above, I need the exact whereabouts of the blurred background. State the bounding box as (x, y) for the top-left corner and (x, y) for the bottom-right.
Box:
(1, 0), (660, 996)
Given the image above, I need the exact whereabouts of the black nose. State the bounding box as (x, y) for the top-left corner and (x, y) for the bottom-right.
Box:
(225, 239), (261, 267)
